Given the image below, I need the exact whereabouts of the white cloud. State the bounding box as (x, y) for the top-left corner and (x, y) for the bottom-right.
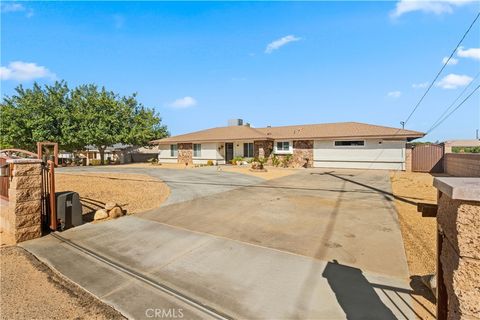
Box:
(1, 2), (33, 17)
(412, 82), (429, 89)
(442, 56), (458, 65)
(168, 96), (197, 109)
(0, 61), (56, 81)
(457, 46), (480, 60)
(387, 91), (402, 98)
(265, 35), (301, 54)
(390, 0), (475, 18)
(436, 73), (473, 89)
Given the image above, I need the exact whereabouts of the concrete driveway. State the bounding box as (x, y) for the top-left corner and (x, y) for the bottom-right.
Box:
(21, 166), (416, 319)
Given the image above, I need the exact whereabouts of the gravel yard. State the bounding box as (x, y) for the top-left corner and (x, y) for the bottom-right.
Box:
(390, 171), (439, 319)
(55, 173), (170, 218)
(0, 246), (124, 320)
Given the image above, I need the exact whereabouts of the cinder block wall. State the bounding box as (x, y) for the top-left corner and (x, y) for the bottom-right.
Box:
(437, 193), (480, 319)
(444, 153), (480, 177)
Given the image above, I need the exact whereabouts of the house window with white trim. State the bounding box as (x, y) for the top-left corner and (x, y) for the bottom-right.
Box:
(170, 144), (178, 157)
(334, 140), (365, 147)
(276, 141), (290, 151)
(243, 143), (254, 157)
(193, 144), (202, 157)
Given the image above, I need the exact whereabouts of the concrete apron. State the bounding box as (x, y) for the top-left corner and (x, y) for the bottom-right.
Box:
(21, 216), (415, 320)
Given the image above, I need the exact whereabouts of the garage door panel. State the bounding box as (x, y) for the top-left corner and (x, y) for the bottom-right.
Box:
(313, 139), (405, 170)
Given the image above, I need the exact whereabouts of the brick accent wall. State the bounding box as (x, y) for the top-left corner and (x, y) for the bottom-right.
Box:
(177, 143), (193, 165)
(1, 160), (43, 244)
(292, 140), (313, 168)
(254, 140), (273, 159)
(444, 153), (480, 177)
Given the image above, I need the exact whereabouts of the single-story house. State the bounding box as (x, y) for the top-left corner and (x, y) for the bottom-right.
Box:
(151, 120), (424, 170)
(77, 144), (159, 165)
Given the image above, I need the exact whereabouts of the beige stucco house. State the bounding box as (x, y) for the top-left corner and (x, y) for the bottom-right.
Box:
(151, 120), (424, 170)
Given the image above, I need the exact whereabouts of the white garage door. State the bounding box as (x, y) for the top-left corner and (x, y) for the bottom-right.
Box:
(313, 139), (406, 170)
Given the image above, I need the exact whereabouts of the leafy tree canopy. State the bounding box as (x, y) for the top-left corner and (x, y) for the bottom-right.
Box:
(1, 81), (169, 163)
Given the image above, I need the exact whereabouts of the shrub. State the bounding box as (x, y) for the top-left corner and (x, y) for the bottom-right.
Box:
(207, 160), (214, 166)
(251, 157), (267, 170)
(271, 154), (280, 167)
(281, 155), (292, 168)
(148, 158), (159, 165)
(90, 159), (101, 166)
(233, 156), (244, 165)
(452, 146), (480, 153)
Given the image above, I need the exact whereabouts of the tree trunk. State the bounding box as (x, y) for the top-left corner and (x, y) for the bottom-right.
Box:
(99, 146), (105, 165)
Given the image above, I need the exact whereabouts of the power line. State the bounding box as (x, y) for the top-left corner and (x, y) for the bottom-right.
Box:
(427, 71), (480, 132)
(403, 11), (480, 126)
(427, 84), (480, 134)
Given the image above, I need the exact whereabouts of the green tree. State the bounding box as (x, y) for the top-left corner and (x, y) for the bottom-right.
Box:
(1, 82), (168, 164)
(0, 81), (69, 151)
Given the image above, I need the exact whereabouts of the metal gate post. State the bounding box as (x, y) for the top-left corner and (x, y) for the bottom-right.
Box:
(48, 160), (57, 230)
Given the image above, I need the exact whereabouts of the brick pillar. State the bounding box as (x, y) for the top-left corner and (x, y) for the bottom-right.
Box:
(254, 140), (273, 159)
(4, 159), (43, 243)
(405, 146), (412, 172)
(292, 140), (313, 168)
(433, 177), (480, 320)
(177, 143), (193, 165)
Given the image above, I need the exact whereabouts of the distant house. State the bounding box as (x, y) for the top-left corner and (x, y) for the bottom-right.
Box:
(77, 144), (159, 165)
(151, 120), (424, 170)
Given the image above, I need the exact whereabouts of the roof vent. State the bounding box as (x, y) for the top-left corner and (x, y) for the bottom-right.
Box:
(228, 119), (243, 126)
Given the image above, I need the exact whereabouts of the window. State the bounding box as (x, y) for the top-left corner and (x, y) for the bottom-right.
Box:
(193, 144), (202, 157)
(276, 141), (290, 151)
(170, 144), (178, 157)
(334, 140), (365, 147)
(243, 143), (254, 158)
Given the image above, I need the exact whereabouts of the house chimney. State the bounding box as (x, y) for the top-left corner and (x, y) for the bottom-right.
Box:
(228, 119), (243, 126)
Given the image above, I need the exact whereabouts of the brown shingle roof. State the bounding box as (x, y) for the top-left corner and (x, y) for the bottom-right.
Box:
(152, 122), (424, 144)
(256, 122), (424, 140)
(151, 125), (268, 144)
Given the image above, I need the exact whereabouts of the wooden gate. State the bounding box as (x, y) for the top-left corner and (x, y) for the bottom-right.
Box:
(412, 144), (444, 173)
(0, 156), (10, 200)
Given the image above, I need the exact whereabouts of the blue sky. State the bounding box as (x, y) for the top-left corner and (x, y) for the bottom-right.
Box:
(1, 1), (479, 141)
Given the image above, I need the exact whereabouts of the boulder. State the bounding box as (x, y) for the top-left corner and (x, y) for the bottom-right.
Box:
(94, 209), (109, 221)
(108, 206), (124, 219)
(104, 202), (118, 211)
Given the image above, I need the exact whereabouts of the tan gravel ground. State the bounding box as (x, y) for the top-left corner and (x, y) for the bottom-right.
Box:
(0, 246), (125, 320)
(218, 166), (300, 180)
(390, 171), (439, 319)
(56, 173), (169, 219)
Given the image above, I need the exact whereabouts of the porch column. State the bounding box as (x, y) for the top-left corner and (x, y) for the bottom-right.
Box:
(178, 143), (193, 165)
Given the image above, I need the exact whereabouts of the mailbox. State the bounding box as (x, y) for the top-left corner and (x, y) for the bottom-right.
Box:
(55, 191), (83, 230)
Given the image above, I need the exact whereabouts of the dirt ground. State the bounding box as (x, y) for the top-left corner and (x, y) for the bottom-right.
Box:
(219, 166), (300, 180)
(0, 246), (125, 320)
(56, 173), (169, 218)
(390, 171), (438, 319)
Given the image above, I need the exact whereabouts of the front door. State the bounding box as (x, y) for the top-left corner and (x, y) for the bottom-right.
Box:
(225, 143), (234, 163)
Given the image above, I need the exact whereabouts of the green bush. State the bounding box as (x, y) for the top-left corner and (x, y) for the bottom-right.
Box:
(452, 146), (480, 153)
(90, 159), (101, 166)
(232, 156), (244, 165)
(271, 154), (280, 167)
(281, 155), (292, 168)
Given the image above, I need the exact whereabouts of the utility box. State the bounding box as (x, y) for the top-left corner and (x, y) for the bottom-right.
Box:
(55, 191), (83, 230)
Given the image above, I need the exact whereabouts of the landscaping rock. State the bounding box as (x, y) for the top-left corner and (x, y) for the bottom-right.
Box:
(108, 206), (124, 219)
(104, 202), (117, 211)
(94, 209), (109, 221)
